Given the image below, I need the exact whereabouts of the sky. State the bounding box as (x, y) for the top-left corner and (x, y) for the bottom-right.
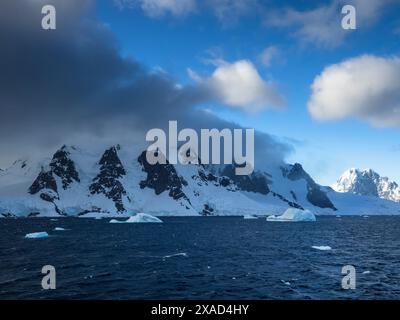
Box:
(1, 0), (400, 186)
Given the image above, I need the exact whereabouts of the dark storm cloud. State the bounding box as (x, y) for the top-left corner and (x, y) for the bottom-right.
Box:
(0, 0), (291, 168)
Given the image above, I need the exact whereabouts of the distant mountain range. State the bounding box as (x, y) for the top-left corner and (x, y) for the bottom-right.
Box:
(1, 145), (400, 217)
(332, 168), (400, 203)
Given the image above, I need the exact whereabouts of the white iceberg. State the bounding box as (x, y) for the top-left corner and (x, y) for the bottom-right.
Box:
(312, 246), (332, 251)
(267, 208), (316, 222)
(25, 232), (49, 239)
(109, 219), (123, 223)
(243, 215), (258, 220)
(110, 213), (163, 224)
(54, 227), (66, 231)
(281, 280), (291, 286)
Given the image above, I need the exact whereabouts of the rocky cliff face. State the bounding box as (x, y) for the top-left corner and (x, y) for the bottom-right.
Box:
(282, 163), (337, 210)
(50, 146), (80, 189)
(28, 145), (81, 213)
(29, 145), (80, 196)
(220, 165), (270, 195)
(89, 146), (128, 212)
(138, 150), (191, 208)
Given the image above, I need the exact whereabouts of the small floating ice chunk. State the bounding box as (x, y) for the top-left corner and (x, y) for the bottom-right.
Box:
(281, 280), (291, 286)
(362, 271), (371, 274)
(110, 213), (163, 224)
(267, 208), (316, 222)
(54, 227), (66, 231)
(163, 252), (188, 259)
(25, 232), (49, 239)
(312, 246), (332, 251)
(243, 215), (258, 220)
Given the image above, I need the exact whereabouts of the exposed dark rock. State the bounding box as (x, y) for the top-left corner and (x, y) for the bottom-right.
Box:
(138, 151), (191, 204)
(28, 145), (80, 196)
(27, 212), (40, 217)
(198, 170), (218, 183)
(40, 192), (58, 202)
(195, 169), (235, 190)
(270, 191), (304, 210)
(49, 146), (80, 189)
(202, 203), (215, 216)
(98, 146), (126, 176)
(219, 176), (232, 187)
(221, 165), (270, 195)
(77, 207), (102, 216)
(29, 170), (57, 195)
(282, 163), (337, 210)
(1, 212), (16, 218)
(89, 147), (128, 212)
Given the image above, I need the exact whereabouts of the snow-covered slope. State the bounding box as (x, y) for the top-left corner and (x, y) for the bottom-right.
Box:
(332, 168), (400, 203)
(1, 145), (400, 217)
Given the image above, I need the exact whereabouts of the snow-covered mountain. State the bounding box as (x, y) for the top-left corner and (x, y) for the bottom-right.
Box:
(1, 145), (400, 217)
(332, 168), (400, 203)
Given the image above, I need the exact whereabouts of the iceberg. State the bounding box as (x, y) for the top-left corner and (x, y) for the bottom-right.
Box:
(280, 280), (291, 286)
(110, 213), (163, 224)
(243, 215), (258, 220)
(54, 227), (66, 231)
(312, 246), (332, 251)
(25, 232), (49, 239)
(109, 219), (123, 224)
(267, 208), (316, 222)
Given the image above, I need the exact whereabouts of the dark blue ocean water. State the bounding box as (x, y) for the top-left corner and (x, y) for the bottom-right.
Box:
(0, 216), (400, 300)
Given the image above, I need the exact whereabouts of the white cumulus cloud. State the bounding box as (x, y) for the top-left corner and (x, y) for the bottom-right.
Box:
(308, 55), (400, 127)
(189, 60), (285, 112)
